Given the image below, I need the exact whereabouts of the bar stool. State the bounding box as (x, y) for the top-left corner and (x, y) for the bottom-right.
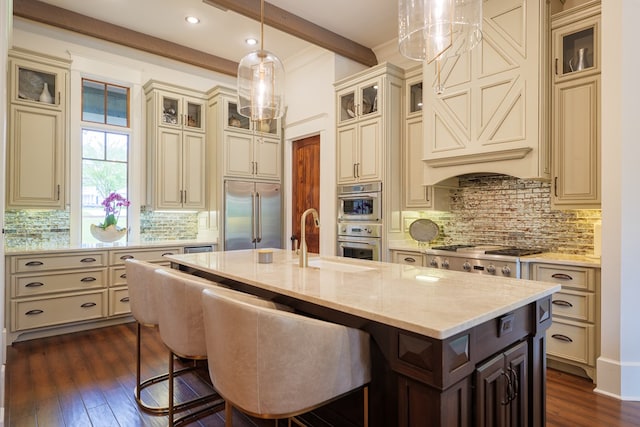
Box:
(125, 259), (214, 415)
(200, 287), (371, 427)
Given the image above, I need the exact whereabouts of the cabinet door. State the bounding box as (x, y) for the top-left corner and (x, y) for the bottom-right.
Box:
(358, 118), (382, 182)
(10, 58), (66, 110)
(183, 96), (205, 132)
(254, 136), (281, 180)
(504, 341), (528, 427)
(155, 128), (183, 209)
(223, 132), (254, 178)
(182, 131), (206, 209)
(7, 104), (64, 208)
(475, 353), (508, 427)
(159, 92), (182, 129)
(553, 14), (600, 82)
(404, 117), (430, 208)
(392, 250), (425, 266)
(552, 75), (600, 207)
(337, 125), (358, 184)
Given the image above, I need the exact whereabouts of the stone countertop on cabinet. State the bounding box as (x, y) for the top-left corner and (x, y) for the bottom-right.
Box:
(4, 240), (217, 256)
(387, 240), (429, 252)
(165, 249), (560, 340)
(520, 252), (601, 268)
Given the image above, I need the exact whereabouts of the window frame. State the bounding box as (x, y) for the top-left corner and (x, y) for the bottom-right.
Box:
(81, 77), (131, 127)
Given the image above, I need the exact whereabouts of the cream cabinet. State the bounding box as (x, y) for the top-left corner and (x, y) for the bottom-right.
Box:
(5, 245), (185, 343)
(551, 1), (601, 209)
(402, 67), (452, 210)
(6, 48), (70, 209)
(335, 66), (403, 185)
(145, 81), (207, 210)
(391, 249), (426, 267)
(421, 0), (550, 184)
(530, 262), (600, 381)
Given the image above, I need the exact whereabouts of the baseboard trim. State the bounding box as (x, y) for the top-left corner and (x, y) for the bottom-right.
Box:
(595, 356), (640, 401)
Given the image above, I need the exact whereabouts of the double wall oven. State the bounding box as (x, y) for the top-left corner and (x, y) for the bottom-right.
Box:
(336, 182), (382, 261)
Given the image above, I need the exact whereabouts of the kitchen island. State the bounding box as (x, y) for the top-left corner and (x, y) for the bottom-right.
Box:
(167, 249), (560, 427)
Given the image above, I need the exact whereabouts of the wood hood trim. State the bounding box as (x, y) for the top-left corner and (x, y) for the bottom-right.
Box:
(424, 147), (534, 168)
(13, 0), (239, 76)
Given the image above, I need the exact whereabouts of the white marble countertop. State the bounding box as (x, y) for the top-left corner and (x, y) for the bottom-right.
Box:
(165, 249), (560, 340)
(4, 240), (217, 255)
(519, 252), (601, 268)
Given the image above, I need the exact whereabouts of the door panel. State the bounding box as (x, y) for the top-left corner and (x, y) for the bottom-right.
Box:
(292, 136), (320, 253)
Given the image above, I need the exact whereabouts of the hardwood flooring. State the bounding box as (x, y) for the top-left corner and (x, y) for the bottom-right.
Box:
(5, 323), (640, 426)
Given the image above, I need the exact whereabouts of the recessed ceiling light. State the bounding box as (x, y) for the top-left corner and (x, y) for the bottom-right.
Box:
(185, 16), (200, 24)
(245, 38), (258, 46)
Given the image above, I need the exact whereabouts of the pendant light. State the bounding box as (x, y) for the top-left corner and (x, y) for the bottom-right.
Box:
(398, 0), (482, 94)
(237, 0), (285, 121)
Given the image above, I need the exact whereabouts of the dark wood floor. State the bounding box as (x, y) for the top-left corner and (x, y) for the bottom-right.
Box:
(5, 322), (640, 426)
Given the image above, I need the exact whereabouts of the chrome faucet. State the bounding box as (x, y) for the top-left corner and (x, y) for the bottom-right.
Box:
(299, 208), (320, 267)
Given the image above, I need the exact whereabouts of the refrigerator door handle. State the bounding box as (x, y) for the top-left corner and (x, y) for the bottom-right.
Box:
(251, 192), (257, 243)
(256, 192), (262, 242)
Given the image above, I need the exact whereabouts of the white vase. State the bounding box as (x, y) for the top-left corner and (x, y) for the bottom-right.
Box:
(39, 82), (53, 104)
(90, 224), (127, 243)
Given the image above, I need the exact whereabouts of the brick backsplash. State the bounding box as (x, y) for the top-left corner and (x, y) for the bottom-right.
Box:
(405, 174), (601, 255)
(4, 209), (199, 247)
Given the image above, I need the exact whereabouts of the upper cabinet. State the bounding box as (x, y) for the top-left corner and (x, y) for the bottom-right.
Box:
(422, 0), (550, 185)
(335, 64), (403, 186)
(6, 49), (70, 209)
(551, 1), (601, 209)
(144, 81), (207, 210)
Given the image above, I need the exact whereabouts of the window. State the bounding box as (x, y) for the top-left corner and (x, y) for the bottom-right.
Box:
(81, 78), (130, 243)
(82, 79), (129, 126)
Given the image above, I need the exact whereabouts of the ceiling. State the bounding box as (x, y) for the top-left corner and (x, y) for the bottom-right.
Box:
(32, 0), (400, 67)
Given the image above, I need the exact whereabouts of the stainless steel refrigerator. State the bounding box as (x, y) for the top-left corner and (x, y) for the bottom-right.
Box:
(224, 180), (282, 250)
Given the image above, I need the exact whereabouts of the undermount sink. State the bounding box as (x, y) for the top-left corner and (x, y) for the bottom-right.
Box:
(299, 258), (375, 273)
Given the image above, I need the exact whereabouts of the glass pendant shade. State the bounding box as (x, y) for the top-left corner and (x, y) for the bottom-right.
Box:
(398, 0), (482, 62)
(237, 49), (285, 121)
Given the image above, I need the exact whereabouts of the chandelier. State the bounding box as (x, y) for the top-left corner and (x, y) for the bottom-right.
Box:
(398, 0), (483, 93)
(237, 0), (285, 121)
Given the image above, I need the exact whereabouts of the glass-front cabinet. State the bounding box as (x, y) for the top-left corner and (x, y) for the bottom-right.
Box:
(10, 54), (67, 111)
(337, 76), (381, 124)
(224, 99), (279, 136)
(553, 11), (600, 81)
(159, 92), (204, 132)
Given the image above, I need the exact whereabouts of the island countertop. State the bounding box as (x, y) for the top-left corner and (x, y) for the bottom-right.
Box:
(166, 249), (560, 340)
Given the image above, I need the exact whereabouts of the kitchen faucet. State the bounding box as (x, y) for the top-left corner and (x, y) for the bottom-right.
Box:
(299, 208), (320, 267)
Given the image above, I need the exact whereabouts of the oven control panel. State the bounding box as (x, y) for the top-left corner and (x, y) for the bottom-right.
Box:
(337, 223), (382, 238)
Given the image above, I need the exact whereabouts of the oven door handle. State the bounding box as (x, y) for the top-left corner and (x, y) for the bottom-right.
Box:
(338, 192), (380, 200)
(339, 241), (377, 249)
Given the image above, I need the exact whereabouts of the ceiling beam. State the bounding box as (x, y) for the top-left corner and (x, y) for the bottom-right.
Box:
(13, 0), (239, 76)
(203, 0), (378, 67)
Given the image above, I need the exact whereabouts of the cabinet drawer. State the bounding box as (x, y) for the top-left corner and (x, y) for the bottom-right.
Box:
(12, 290), (108, 332)
(547, 319), (595, 365)
(109, 287), (131, 316)
(392, 251), (425, 266)
(12, 269), (107, 297)
(11, 252), (107, 273)
(109, 247), (182, 266)
(532, 264), (595, 291)
(110, 261), (170, 286)
(552, 289), (595, 322)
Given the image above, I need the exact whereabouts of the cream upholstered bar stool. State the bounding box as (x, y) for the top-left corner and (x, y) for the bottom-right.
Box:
(125, 259), (217, 415)
(201, 287), (372, 427)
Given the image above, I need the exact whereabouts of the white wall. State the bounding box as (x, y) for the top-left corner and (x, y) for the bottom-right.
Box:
(597, 0), (640, 400)
(0, 1), (9, 424)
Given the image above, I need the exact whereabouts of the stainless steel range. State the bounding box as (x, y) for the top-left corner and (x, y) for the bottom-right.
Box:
(425, 245), (544, 278)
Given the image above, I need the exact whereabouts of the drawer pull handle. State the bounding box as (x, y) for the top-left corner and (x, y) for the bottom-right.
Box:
(120, 255), (134, 260)
(25, 309), (44, 315)
(162, 252), (174, 256)
(25, 282), (44, 288)
(80, 302), (97, 308)
(120, 297), (130, 303)
(81, 277), (97, 283)
(80, 257), (97, 263)
(551, 333), (573, 343)
(403, 257), (416, 263)
(551, 273), (573, 281)
(25, 261), (44, 266)
(120, 273), (127, 279)
(552, 300), (573, 308)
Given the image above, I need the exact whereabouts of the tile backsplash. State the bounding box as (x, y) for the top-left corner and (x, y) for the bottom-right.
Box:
(4, 209), (199, 247)
(404, 174), (601, 255)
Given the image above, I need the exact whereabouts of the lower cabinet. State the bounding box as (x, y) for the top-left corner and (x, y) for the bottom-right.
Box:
(391, 249), (426, 266)
(5, 245), (185, 343)
(475, 341), (528, 427)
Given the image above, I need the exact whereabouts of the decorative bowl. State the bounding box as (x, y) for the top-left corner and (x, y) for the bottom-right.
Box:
(90, 224), (127, 243)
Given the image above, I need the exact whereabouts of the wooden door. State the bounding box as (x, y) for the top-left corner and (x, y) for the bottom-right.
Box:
(292, 135), (320, 253)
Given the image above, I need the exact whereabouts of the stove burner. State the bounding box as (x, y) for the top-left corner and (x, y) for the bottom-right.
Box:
(484, 248), (544, 257)
(430, 244), (475, 251)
